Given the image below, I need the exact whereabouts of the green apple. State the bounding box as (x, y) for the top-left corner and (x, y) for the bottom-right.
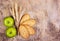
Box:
(5, 27), (17, 38)
(4, 16), (14, 27)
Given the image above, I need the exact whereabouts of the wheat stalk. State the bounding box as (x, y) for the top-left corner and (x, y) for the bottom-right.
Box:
(10, 0), (23, 27)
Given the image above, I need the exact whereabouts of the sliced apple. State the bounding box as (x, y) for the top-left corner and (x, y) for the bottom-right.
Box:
(19, 25), (30, 39)
(25, 25), (35, 35)
(22, 19), (36, 26)
(20, 13), (30, 23)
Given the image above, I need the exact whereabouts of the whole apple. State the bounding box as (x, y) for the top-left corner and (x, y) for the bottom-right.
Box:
(5, 27), (17, 38)
(4, 16), (14, 27)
